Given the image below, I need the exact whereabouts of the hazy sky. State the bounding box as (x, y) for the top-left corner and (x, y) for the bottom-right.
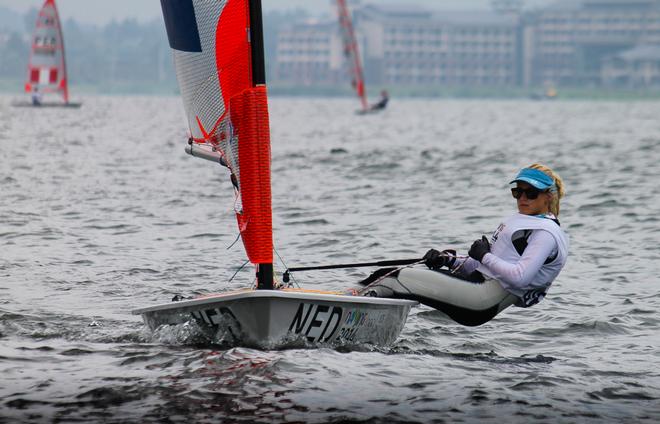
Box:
(0, 0), (553, 26)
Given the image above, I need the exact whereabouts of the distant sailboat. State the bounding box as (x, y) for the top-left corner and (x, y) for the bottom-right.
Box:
(14, 0), (80, 108)
(133, 0), (416, 349)
(335, 0), (370, 113)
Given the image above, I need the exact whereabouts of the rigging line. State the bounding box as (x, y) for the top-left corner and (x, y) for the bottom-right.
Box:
(450, 254), (470, 276)
(357, 260), (425, 295)
(227, 231), (242, 250)
(357, 251), (466, 295)
(357, 264), (417, 295)
(274, 248), (299, 288)
(228, 259), (250, 283)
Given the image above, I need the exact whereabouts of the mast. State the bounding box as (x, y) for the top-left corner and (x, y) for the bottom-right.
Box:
(248, 0), (273, 290)
(249, 0), (266, 86)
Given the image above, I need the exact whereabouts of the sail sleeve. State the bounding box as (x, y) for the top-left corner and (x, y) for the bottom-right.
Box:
(160, 0), (273, 265)
(231, 87), (272, 263)
(25, 0), (68, 103)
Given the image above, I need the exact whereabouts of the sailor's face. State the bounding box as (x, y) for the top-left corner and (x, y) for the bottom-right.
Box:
(514, 182), (551, 215)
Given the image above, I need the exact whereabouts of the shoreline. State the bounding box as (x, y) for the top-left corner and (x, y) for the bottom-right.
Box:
(3, 79), (660, 101)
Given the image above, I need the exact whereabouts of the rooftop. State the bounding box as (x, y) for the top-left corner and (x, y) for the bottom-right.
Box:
(616, 44), (660, 61)
(545, 0), (660, 11)
(357, 5), (518, 27)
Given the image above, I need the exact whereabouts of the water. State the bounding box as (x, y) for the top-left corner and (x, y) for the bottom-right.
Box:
(1, 95), (659, 423)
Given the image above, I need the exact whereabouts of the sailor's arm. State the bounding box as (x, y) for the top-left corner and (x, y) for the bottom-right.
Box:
(479, 230), (557, 289)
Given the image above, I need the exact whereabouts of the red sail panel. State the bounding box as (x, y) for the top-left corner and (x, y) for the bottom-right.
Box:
(231, 87), (273, 264)
(25, 0), (69, 103)
(336, 0), (368, 111)
(216, 0), (252, 116)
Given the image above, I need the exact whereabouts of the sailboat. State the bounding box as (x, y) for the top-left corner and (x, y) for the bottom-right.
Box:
(14, 0), (81, 108)
(132, 0), (416, 349)
(335, 0), (371, 114)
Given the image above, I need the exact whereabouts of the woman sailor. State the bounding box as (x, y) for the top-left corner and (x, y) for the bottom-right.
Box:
(363, 163), (569, 326)
(420, 163), (570, 324)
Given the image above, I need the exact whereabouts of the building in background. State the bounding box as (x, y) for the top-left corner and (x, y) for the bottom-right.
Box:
(602, 44), (660, 87)
(273, 0), (660, 91)
(274, 19), (344, 87)
(354, 5), (520, 87)
(275, 3), (521, 89)
(525, 0), (660, 87)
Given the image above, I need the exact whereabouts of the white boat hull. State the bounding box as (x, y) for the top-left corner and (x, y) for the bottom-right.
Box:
(11, 100), (82, 108)
(133, 290), (417, 349)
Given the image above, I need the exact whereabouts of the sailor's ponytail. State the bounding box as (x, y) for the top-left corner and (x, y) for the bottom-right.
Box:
(529, 163), (564, 217)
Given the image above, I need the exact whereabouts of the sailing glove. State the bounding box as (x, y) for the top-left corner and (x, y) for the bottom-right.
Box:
(423, 248), (456, 270)
(468, 236), (491, 262)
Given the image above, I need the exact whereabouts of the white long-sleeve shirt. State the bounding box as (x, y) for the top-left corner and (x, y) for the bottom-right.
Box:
(452, 229), (558, 292)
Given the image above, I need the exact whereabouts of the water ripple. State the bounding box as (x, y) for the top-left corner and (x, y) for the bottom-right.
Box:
(1, 96), (659, 422)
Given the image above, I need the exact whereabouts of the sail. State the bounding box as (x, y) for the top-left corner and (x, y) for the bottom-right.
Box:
(160, 0), (273, 279)
(336, 0), (368, 111)
(24, 0), (69, 103)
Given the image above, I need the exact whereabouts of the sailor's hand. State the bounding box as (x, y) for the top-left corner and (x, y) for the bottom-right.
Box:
(423, 248), (455, 270)
(441, 249), (457, 268)
(423, 249), (442, 269)
(468, 236), (491, 262)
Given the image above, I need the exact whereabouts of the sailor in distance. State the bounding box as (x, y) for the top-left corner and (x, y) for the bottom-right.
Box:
(370, 89), (389, 111)
(422, 163), (570, 322)
(31, 86), (42, 106)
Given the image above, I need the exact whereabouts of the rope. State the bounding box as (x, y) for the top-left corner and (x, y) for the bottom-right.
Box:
(356, 260), (425, 296)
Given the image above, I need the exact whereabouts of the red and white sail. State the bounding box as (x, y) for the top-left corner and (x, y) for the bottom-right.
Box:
(25, 0), (69, 103)
(336, 0), (368, 111)
(160, 0), (273, 286)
